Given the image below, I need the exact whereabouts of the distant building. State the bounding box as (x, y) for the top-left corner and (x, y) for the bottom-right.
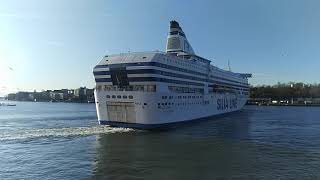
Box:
(7, 93), (16, 101)
(74, 87), (94, 102)
(15, 92), (33, 101)
(74, 87), (86, 97)
(6, 87), (94, 103)
(68, 89), (74, 95)
(86, 88), (95, 102)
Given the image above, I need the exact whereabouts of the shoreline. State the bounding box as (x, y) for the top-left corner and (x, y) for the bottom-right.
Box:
(246, 103), (320, 107)
(4, 100), (320, 107)
(1, 100), (95, 104)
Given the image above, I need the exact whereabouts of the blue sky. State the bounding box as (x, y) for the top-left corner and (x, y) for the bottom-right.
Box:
(1, 0), (320, 96)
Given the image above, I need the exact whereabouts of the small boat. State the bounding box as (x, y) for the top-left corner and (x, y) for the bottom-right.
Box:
(0, 103), (16, 106)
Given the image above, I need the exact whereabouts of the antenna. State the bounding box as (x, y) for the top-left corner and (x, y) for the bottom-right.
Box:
(228, 60), (232, 72)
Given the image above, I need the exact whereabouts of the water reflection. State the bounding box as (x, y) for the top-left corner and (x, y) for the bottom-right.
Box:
(169, 109), (253, 140)
(92, 110), (256, 179)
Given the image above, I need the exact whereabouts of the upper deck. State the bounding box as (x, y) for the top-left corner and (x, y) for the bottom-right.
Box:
(93, 21), (250, 95)
(93, 51), (249, 95)
(94, 51), (249, 83)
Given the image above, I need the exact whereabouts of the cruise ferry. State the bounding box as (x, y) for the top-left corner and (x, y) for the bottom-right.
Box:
(93, 21), (251, 129)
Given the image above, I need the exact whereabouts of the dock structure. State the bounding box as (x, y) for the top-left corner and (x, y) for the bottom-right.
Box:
(247, 98), (320, 106)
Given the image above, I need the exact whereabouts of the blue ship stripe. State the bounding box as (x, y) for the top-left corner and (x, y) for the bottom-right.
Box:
(94, 65), (109, 68)
(95, 78), (112, 82)
(94, 62), (248, 85)
(95, 77), (204, 86)
(94, 69), (249, 89)
(93, 71), (110, 75)
(130, 77), (204, 86)
(94, 76), (250, 91)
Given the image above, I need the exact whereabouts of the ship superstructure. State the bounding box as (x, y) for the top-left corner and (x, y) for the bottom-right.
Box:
(93, 21), (251, 129)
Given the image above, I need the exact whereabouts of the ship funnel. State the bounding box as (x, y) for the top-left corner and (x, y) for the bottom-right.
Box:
(166, 21), (195, 55)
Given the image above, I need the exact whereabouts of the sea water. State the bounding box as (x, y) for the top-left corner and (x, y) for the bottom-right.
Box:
(0, 101), (320, 179)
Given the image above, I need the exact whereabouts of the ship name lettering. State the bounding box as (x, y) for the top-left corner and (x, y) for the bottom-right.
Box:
(217, 98), (237, 110)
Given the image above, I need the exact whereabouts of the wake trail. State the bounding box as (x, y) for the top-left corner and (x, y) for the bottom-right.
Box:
(0, 126), (136, 141)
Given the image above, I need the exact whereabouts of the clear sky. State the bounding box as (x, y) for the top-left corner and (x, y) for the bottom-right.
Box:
(1, 0), (320, 96)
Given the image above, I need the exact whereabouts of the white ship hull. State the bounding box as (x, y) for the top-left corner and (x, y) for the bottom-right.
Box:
(95, 90), (247, 129)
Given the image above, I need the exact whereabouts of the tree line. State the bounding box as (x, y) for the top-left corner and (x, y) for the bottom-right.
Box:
(250, 82), (320, 99)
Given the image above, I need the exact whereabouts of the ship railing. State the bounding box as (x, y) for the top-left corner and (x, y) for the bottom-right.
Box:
(105, 51), (166, 57)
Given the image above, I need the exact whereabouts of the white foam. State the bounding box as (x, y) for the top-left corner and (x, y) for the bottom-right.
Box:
(0, 126), (135, 141)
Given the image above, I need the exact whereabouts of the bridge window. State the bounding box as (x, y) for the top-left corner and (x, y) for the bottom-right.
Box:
(170, 31), (179, 35)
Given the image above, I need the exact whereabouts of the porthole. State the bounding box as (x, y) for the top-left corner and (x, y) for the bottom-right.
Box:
(112, 95), (116, 98)
(117, 95), (121, 99)
(129, 95), (133, 99)
(106, 95), (110, 98)
(123, 95), (127, 99)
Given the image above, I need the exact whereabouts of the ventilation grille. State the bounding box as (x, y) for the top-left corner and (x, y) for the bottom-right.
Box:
(167, 37), (181, 50)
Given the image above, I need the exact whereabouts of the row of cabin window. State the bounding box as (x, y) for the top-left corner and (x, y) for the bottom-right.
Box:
(104, 55), (147, 62)
(168, 86), (204, 93)
(99, 85), (156, 92)
(214, 70), (243, 81)
(162, 95), (204, 100)
(163, 58), (206, 71)
(164, 56), (243, 82)
(211, 89), (239, 94)
(106, 95), (133, 99)
(208, 74), (245, 85)
(158, 101), (210, 107)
